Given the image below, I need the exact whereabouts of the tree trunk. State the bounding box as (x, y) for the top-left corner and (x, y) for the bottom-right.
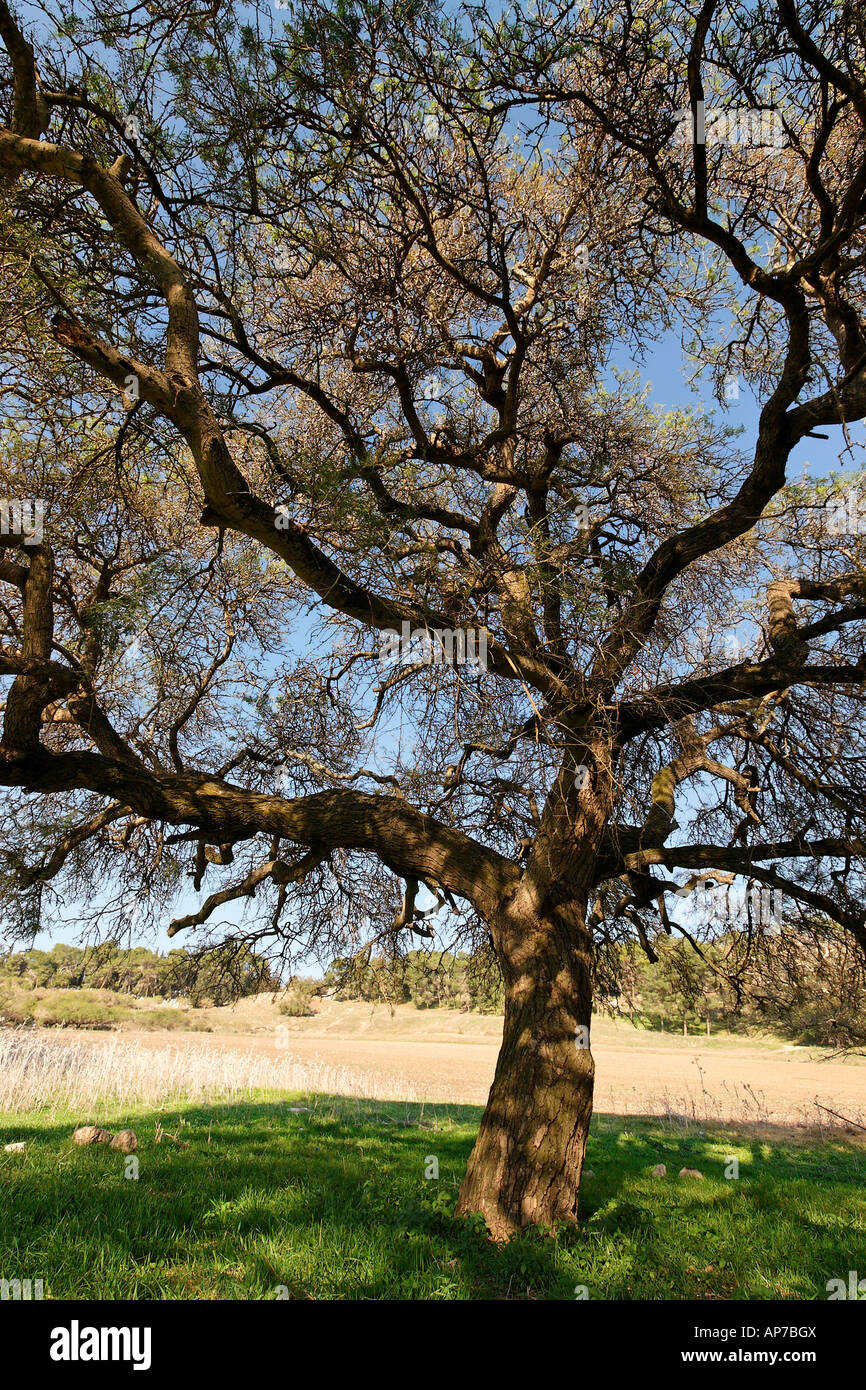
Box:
(456, 907), (595, 1240)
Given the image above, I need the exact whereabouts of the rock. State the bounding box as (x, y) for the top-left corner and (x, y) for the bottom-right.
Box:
(110, 1130), (137, 1153)
(582, 1169), (594, 1178)
(651, 1163), (667, 1177)
(72, 1125), (114, 1146)
(3, 1141), (26, 1152)
(678, 1166), (704, 1179)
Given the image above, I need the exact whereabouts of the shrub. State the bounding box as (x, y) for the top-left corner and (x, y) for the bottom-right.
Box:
(279, 978), (322, 1017)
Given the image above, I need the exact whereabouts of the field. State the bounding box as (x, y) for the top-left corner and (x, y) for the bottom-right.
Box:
(16, 992), (866, 1129)
(0, 1002), (864, 1299)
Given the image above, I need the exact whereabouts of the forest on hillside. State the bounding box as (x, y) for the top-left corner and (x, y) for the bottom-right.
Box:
(0, 940), (278, 1007)
(3, 919), (864, 1049)
(325, 924), (866, 1047)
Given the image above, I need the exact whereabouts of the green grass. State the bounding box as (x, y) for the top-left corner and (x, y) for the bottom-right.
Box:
(0, 1095), (863, 1299)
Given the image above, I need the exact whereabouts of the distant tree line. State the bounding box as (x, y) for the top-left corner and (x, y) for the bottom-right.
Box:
(3, 926), (862, 1047)
(0, 941), (279, 1007)
(598, 923), (866, 1048)
(324, 948), (505, 1015)
(325, 925), (866, 1047)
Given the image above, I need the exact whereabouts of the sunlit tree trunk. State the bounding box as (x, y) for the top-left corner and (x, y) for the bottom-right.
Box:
(456, 899), (595, 1240)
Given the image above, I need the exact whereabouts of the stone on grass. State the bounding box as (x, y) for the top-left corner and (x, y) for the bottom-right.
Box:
(651, 1163), (667, 1178)
(110, 1130), (138, 1153)
(678, 1166), (704, 1179)
(72, 1125), (114, 1146)
(3, 1141), (26, 1152)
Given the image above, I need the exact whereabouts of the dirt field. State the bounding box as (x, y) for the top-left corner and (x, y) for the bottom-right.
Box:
(44, 995), (866, 1129)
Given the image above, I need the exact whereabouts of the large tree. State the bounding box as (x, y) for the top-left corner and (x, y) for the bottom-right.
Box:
(1, 0), (865, 1238)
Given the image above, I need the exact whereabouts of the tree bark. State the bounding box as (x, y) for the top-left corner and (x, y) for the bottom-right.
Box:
(456, 905), (595, 1240)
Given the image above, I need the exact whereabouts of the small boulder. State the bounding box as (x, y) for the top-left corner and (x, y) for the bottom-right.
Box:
(583, 1169), (594, 1178)
(72, 1125), (114, 1146)
(3, 1141), (26, 1153)
(678, 1166), (704, 1179)
(110, 1130), (138, 1153)
(651, 1163), (667, 1178)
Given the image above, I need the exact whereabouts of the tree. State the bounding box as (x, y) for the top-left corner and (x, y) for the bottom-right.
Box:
(167, 941), (279, 1006)
(0, 0), (865, 1238)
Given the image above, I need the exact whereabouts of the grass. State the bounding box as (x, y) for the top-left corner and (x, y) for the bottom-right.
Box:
(0, 1030), (425, 1111)
(1, 1093), (864, 1300)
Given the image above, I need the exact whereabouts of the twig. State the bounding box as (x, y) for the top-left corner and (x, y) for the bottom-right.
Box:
(813, 1101), (866, 1132)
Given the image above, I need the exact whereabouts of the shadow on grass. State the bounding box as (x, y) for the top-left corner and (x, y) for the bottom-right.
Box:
(0, 1097), (863, 1300)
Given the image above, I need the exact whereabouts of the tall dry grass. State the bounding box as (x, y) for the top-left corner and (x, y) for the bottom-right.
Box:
(0, 1028), (422, 1115)
(3, 1027), (861, 1135)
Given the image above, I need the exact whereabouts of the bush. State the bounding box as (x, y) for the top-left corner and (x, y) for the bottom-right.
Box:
(279, 978), (322, 1018)
(0, 984), (138, 1029)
